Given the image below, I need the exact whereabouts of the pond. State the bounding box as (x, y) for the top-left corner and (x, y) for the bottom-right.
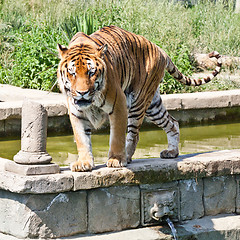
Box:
(0, 122), (240, 166)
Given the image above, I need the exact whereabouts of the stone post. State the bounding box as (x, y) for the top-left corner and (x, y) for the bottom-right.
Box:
(14, 99), (52, 164)
(5, 99), (60, 175)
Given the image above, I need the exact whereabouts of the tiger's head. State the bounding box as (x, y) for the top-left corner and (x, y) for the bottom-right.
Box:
(57, 43), (108, 109)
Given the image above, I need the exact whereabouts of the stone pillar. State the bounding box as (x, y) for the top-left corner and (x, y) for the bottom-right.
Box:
(14, 99), (52, 164)
(5, 99), (60, 175)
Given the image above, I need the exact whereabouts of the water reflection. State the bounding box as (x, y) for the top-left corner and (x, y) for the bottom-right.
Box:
(0, 122), (240, 166)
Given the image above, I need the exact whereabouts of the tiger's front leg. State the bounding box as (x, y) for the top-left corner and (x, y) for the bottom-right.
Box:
(68, 111), (94, 172)
(107, 90), (128, 168)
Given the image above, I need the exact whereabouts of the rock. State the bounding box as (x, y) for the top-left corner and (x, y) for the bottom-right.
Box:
(179, 178), (204, 220)
(194, 53), (240, 69)
(0, 190), (87, 238)
(203, 175), (236, 215)
(88, 186), (140, 233)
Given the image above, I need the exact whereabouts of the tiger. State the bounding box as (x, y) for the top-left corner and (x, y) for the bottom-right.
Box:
(57, 25), (222, 172)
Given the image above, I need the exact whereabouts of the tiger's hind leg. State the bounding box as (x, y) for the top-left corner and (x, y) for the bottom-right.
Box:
(126, 100), (146, 163)
(146, 90), (179, 158)
(126, 119), (141, 163)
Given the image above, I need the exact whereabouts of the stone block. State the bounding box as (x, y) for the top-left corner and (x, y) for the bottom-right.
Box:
(4, 119), (21, 136)
(42, 100), (68, 117)
(88, 186), (140, 233)
(236, 175), (240, 214)
(48, 116), (71, 134)
(0, 120), (4, 135)
(162, 94), (182, 110)
(0, 169), (74, 194)
(0, 189), (87, 238)
(230, 90), (240, 107)
(179, 178), (204, 220)
(181, 91), (231, 110)
(5, 161), (60, 175)
(203, 175), (236, 215)
(0, 101), (22, 121)
(72, 167), (135, 190)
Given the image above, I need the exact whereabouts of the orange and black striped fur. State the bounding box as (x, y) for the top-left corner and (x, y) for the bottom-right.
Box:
(57, 25), (222, 172)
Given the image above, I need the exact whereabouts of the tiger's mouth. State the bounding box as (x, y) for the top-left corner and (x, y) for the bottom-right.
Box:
(73, 99), (92, 107)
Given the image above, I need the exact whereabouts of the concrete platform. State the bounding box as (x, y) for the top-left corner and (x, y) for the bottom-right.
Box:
(1, 214), (240, 239)
(61, 214), (240, 240)
(1, 150), (240, 238)
(1, 149), (240, 194)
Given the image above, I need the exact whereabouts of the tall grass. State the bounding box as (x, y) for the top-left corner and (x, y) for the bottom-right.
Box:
(0, 0), (239, 92)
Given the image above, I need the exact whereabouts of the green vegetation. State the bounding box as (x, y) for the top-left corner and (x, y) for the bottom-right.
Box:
(0, 0), (240, 93)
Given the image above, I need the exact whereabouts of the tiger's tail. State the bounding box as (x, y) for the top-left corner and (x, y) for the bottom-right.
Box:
(166, 51), (222, 86)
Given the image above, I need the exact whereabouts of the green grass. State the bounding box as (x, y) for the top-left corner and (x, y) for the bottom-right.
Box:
(0, 0), (239, 93)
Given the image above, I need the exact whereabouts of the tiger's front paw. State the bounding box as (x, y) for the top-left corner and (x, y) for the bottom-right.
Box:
(160, 149), (179, 159)
(107, 158), (127, 168)
(70, 159), (94, 172)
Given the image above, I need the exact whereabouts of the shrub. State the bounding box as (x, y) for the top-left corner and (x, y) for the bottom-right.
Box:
(0, 23), (62, 90)
(0, 0), (239, 93)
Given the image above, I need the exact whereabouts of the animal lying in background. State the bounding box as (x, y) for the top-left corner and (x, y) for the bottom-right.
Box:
(57, 25), (222, 172)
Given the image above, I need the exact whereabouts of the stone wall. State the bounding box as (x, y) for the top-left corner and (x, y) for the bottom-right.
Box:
(0, 150), (240, 238)
(1, 87), (240, 136)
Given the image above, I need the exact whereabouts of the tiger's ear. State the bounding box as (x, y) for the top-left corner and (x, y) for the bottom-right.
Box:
(97, 44), (108, 59)
(57, 44), (68, 59)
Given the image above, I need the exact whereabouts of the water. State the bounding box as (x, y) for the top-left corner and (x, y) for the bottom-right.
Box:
(0, 122), (240, 166)
(165, 217), (178, 240)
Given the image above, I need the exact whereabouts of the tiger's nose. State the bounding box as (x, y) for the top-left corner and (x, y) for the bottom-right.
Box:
(76, 90), (90, 96)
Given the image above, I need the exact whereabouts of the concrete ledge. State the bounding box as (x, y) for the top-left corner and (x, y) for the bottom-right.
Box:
(0, 157), (73, 194)
(0, 150), (240, 194)
(2, 86), (240, 120)
(1, 151), (240, 238)
(1, 83), (240, 135)
(162, 89), (240, 110)
(1, 214), (240, 240)
(5, 161), (60, 175)
(0, 98), (67, 121)
(61, 214), (240, 240)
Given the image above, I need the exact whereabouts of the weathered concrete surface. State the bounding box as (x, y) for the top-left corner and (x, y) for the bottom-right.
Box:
(0, 84), (65, 103)
(236, 175), (240, 214)
(161, 89), (240, 110)
(179, 178), (204, 220)
(0, 190), (87, 238)
(0, 84), (69, 136)
(88, 186), (140, 233)
(74, 214), (240, 240)
(5, 161), (60, 175)
(0, 100), (67, 120)
(1, 214), (240, 240)
(179, 214), (240, 240)
(0, 160), (73, 193)
(1, 150), (240, 238)
(1, 150), (240, 193)
(72, 149), (240, 191)
(203, 175), (236, 215)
